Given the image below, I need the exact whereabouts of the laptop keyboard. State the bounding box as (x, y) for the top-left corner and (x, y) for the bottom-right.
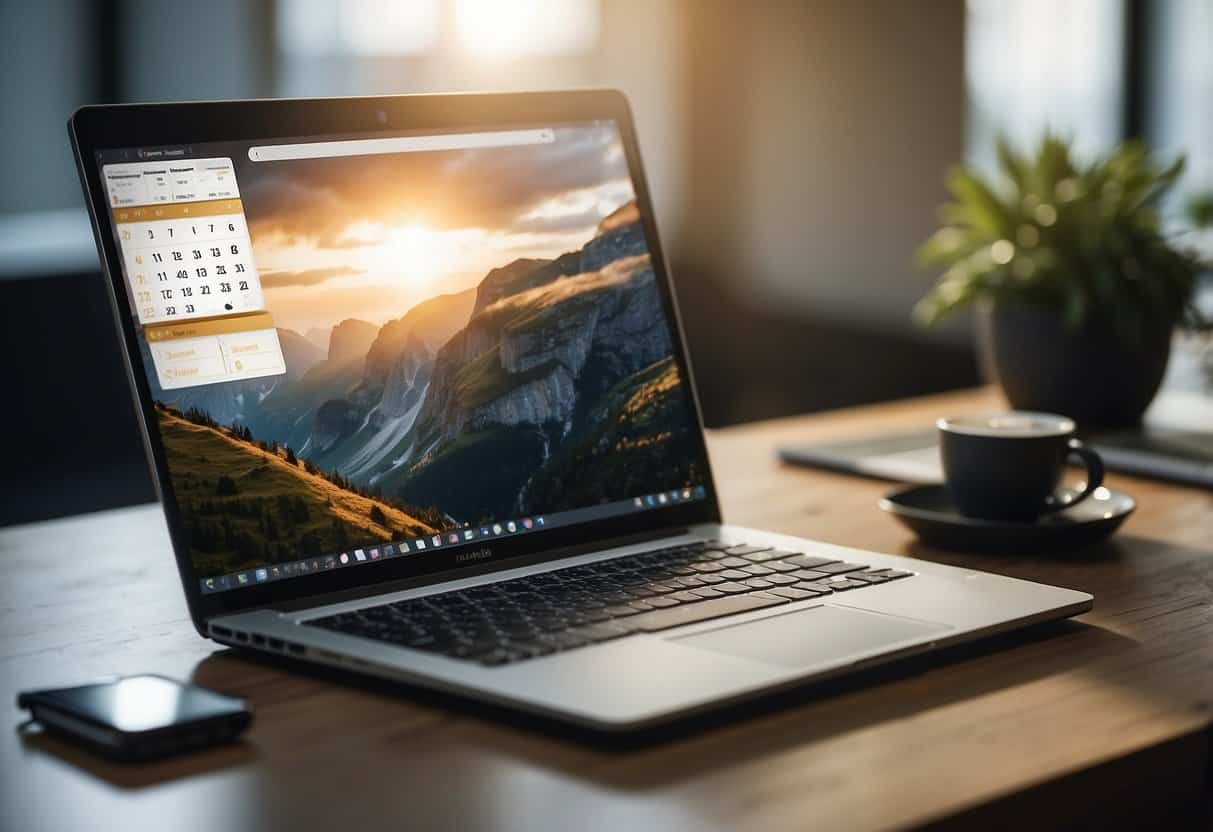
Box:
(306, 540), (913, 667)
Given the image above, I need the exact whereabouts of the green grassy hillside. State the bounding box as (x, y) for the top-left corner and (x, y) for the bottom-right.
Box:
(158, 408), (439, 576)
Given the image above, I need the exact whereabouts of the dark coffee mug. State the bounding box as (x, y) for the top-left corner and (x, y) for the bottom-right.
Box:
(937, 412), (1104, 522)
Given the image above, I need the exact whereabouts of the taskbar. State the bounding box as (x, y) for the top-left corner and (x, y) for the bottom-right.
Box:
(199, 485), (708, 594)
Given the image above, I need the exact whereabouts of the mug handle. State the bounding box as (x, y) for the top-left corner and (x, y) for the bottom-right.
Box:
(1041, 438), (1105, 514)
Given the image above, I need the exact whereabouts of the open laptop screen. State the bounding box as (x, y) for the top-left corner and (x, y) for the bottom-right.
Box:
(96, 121), (708, 596)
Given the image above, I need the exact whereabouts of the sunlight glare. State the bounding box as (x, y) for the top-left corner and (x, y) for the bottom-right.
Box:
(453, 0), (599, 61)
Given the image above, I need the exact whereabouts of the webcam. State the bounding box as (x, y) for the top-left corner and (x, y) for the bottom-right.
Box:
(375, 110), (388, 125)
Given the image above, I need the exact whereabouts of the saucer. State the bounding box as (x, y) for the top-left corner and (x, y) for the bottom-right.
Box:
(879, 484), (1135, 554)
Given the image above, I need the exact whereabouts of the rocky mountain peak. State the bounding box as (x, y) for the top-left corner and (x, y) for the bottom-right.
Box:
(326, 319), (379, 364)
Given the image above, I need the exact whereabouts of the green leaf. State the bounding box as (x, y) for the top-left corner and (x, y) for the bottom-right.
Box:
(946, 166), (1013, 236)
(995, 134), (1029, 193)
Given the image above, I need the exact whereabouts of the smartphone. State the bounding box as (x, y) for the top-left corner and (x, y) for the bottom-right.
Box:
(17, 674), (251, 761)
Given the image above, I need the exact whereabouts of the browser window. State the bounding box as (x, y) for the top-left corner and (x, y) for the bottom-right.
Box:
(98, 121), (708, 594)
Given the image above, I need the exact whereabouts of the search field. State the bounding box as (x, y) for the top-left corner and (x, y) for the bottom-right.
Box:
(248, 129), (555, 162)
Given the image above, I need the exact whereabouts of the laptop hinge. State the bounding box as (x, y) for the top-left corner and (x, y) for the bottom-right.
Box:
(264, 525), (694, 614)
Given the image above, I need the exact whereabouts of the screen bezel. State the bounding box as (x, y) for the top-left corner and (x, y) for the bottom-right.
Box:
(69, 90), (722, 631)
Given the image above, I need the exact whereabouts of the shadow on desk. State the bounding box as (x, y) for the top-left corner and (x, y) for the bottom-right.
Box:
(15, 722), (256, 790)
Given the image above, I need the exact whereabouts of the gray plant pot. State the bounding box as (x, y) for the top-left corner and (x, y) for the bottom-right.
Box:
(976, 299), (1174, 429)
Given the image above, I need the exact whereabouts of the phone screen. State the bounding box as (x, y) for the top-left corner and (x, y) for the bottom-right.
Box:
(36, 675), (245, 731)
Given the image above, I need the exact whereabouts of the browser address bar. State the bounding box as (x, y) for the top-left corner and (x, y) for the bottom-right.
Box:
(248, 129), (555, 162)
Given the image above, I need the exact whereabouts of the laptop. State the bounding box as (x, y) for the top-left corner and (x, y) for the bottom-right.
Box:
(69, 91), (1091, 732)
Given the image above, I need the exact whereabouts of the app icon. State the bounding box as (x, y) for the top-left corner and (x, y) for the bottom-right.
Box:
(271, 566), (282, 578)
(297, 561), (309, 574)
(324, 556), (336, 569)
(255, 568), (269, 582)
(432, 535), (442, 547)
(464, 529), (474, 541)
(204, 577), (215, 591)
(506, 521), (517, 533)
(448, 532), (459, 544)
(645, 495), (656, 507)
(370, 548), (381, 560)
(522, 518), (533, 529)
(354, 549), (366, 562)
(339, 552), (349, 564)
(215, 575), (229, 589)
(634, 497), (643, 508)
(398, 541), (410, 554)
(311, 560), (320, 571)
(382, 544), (395, 556)
(682, 488), (692, 500)
(237, 572), (250, 585)
(694, 485), (706, 498)
(492, 523), (502, 535)
(480, 527), (491, 537)
(536, 516), (545, 526)
(415, 539), (426, 550)
(658, 493), (668, 504)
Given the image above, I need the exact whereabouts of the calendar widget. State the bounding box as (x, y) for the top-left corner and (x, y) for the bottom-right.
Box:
(103, 157), (285, 390)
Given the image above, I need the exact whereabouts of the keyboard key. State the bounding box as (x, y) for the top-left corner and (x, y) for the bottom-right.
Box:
(717, 557), (751, 568)
(868, 569), (914, 580)
(825, 578), (868, 591)
(787, 555), (841, 570)
(541, 632), (589, 650)
(740, 564), (775, 576)
(478, 649), (519, 666)
(690, 561), (726, 573)
(743, 578), (775, 590)
(742, 549), (800, 563)
(724, 545), (772, 556)
(628, 593), (788, 632)
(815, 562), (869, 575)
(689, 587), (725, 599)
(764, 574), (800, 586)
(792, 569), (831, 581)
(605, 605), (642, 617)
(510, 642), (557, 658)
(769, 587), (821, 601)
(850, 572), (891, 584)
(714, 582), (751, 594)
(647, 596), (682, 608)
(794, 582), (833, 594)
(718, 569), (751, 581)
(671, 590), (707, 604)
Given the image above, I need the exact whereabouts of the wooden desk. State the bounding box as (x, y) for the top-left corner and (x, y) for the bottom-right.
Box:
(3, 389), (1212, 831)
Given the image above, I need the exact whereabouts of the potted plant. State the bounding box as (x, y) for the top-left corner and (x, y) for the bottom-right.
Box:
(915, 133), (1211, 427)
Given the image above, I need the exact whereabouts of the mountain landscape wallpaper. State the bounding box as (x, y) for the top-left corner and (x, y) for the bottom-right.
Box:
(142, 126), (703, 577)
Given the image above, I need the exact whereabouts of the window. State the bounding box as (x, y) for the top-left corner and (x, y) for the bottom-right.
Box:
(1146, 0), (1213, 213)
(965, 0), (1125, 168)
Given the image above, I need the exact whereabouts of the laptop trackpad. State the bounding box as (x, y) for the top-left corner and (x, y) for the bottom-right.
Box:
(672, 604), (950, 669)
